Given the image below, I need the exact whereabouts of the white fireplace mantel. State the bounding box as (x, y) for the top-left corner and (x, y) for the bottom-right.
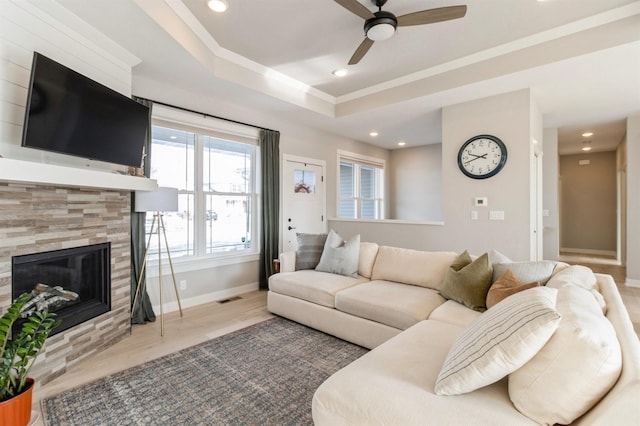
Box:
(0, 158), (157, 191)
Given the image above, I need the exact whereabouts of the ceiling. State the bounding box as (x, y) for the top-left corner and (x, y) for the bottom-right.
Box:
(54, 0), (640, 154)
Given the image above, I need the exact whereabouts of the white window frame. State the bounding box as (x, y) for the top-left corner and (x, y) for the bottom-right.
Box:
(145, 105), (260, 274)
(336, 150), (385, 220)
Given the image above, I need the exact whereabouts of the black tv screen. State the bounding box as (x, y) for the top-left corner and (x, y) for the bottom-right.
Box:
(21, 52), (149, 168)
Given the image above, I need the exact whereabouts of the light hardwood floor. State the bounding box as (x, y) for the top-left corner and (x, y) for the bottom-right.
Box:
(31, 262), (640, 424)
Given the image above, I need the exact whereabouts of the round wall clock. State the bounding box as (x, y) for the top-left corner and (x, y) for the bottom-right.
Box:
(457, 134), (507, 179)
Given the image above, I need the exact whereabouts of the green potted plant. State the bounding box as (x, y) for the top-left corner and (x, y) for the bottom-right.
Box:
(0, 292), (60, 426)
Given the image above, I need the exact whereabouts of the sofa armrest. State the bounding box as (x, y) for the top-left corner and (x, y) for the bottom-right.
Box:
(279, 251), (296, 273)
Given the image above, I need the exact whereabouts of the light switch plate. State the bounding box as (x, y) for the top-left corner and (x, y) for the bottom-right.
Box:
(471, 210), (478, 220)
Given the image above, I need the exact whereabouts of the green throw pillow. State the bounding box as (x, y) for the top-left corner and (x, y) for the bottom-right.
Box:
(439, 251), (493, 312)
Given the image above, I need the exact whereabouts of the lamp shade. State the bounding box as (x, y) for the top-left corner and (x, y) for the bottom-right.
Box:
(135, 187), (179, 212)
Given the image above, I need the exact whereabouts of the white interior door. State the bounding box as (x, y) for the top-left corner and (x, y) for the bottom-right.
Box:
(282, 156), (326, 252)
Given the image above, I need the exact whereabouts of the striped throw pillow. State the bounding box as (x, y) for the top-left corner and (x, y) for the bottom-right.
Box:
(295, 233), (327, 270)
(435, 286), (560, 395)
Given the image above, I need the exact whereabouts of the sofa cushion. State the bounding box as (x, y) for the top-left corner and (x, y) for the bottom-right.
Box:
(269, 270), (367, 308)
(428, 300), (482, 328)
(486, 269), (540, 309)
(509, 285), (622, 425)
(335, 281), (446, 330)
(435, 287), (560, 396)
(295, 233), (327, 270)
(439, 251), (493, 312)
(492, 261), (557, 285)
(358, 242), (379, 279)
(313, 320), (538, 426)
(315, 230), (360, 277)
(371, 246), (457, 290)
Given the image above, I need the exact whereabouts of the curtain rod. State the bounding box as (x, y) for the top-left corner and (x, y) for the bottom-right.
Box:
(136, 97), (278, 133)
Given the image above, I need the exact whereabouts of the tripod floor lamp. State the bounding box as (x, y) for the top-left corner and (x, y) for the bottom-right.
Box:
(132, 186), (183, 336)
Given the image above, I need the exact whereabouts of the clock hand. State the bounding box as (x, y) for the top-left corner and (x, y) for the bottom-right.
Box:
(464, 153), (488, 165)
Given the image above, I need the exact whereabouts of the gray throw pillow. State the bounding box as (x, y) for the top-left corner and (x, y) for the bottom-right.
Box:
(315, 230), (360, 278)
(492, 261), (558, 285)
(295, 233), (327, 270)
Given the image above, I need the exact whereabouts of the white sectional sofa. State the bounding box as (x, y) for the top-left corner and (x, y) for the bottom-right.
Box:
(267, 241), (640, 425)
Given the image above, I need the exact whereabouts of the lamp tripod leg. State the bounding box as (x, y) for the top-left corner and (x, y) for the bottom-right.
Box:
(132, 214), (157, 321)
(157, 213), (164, 336)
(159, 214), (183, 317)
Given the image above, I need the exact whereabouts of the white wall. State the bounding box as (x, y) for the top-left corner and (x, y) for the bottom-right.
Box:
(331, 89), (539, 260)
(389, 144), (442, 221)
(0, 0), (138, 173)
(626, 113), (640, 287)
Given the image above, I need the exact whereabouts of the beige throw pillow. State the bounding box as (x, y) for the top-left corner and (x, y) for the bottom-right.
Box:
(435, 287), (560, 396)
(486, 269), (540, 309)
(439, 251), (493, 312)
(509, 285), (622, 425)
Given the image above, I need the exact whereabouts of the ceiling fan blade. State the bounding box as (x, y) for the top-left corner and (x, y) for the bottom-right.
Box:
(335, 0), (375, 20)
(348, 38), (375, 65)
(397, 5), (467, 27)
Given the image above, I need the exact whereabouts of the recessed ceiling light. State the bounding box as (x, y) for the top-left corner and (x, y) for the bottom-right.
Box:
(582, 146), (592, 151)
(398, 141), (406, 146)
(369, 131), (379, 137)
(206, 0), (228, 12)
(170, 136), (177, 139)
(582, 140), (592, 151)
(332, 68), (348, 77)
(582, 132), (594, 137)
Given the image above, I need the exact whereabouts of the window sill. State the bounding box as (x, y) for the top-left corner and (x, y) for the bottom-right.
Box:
(328, 217), (445, 226)
(145, 252), (260, 278)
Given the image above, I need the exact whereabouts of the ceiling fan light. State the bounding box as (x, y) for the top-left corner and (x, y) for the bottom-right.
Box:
(367, 23), (395, 41)
(207, 0), (228, 12)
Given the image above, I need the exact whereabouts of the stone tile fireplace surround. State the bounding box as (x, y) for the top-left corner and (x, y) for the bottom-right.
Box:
(0, 182), (132, 386)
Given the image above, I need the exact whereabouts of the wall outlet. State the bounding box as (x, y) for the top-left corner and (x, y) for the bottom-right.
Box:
(490, 210), (505, 221)
(471, 210), (478, 220)
(180, 280), (187, 291)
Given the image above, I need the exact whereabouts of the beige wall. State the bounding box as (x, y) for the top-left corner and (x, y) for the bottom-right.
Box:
(389, 144), (442, 221)
(543, 128), (560, 260)
(627, 113), (640, 286)
(560, 151), (617, 253)
(331, 89), (540, 260)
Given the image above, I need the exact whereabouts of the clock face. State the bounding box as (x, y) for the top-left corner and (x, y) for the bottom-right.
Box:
(457, 135), (507, 179)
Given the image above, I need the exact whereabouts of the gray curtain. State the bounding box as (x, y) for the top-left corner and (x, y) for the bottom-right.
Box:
(131, 96), (156, 324)
(259, 129), (280, 290)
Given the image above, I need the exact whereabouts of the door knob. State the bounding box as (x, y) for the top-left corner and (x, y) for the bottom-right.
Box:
(288, 226), (296, 231)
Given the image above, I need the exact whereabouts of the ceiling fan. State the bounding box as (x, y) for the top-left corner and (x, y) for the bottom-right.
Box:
(335, 0), (467, 65)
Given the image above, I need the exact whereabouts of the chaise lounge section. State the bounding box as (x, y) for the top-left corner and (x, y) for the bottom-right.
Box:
(267, 237), (640, 425)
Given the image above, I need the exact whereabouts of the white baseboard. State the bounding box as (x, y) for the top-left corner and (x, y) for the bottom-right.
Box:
(560, 248), (617, 257)
(625, 278), (640, 288)
(152, 282), (259, 314)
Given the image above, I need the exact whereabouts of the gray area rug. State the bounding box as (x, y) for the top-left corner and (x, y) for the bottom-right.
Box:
(41, 317), (368, 425)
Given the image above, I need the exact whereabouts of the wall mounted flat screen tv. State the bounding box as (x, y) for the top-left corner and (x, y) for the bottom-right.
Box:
(21, 52), (149, 168)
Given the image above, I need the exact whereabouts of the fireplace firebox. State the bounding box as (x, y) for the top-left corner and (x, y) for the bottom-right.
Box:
(12, 243), (111, 336)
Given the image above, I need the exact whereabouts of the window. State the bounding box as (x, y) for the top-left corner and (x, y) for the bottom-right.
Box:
(145, 118), (259, 261)
(338, 152), (385, 219)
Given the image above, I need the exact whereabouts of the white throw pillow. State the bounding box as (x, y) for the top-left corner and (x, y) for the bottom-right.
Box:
(435, 287), (560, 395)
(509, 285), (622, 425)
(315, 230), (360, 277)
(546, 265), (605, 312)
